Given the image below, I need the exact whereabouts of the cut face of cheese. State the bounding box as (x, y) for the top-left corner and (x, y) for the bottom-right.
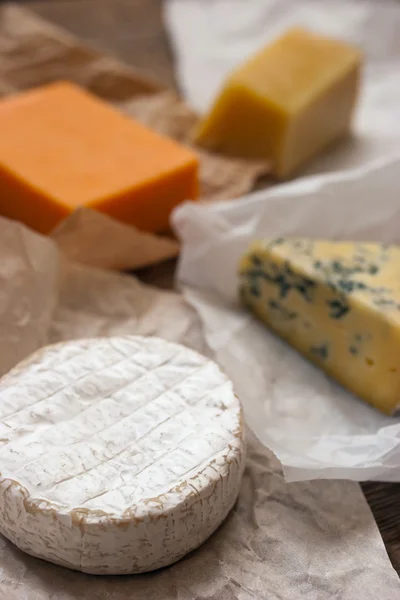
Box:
(0, 336), (245, 574)
(194, 28), (361, 178)
(0, 82), (199, 234)
(239, 239), (400, 415)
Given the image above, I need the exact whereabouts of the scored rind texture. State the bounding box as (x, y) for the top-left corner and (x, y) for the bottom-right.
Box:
(0, 336), (245, 574)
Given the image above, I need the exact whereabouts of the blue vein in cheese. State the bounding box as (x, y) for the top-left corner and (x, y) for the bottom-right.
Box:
(239, 238), (400, 415)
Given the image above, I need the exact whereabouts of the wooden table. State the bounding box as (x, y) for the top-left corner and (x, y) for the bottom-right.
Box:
(23, 0), (400, 577)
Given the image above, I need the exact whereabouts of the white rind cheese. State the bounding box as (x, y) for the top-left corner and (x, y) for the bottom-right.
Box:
(0, 336), (245, 574)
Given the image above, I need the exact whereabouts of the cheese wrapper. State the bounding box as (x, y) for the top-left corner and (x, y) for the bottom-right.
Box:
(173, 155), (400, 483)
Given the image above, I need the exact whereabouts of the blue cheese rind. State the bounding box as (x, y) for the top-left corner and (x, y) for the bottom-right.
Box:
(239, 238), (400, 415)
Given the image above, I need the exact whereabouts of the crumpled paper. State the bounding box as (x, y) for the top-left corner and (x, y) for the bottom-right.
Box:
(173, 156), (400, 484)
(0, 4), (266, 271)
(0, 215), (399, 598)
(165, 0), (400, 176)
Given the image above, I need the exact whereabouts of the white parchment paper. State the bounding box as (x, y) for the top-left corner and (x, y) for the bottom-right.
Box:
(165, 0), (400, 482)
(1, 216), (398, 597)
(164, 0), (400, 175)
(173, 156), (400, 482)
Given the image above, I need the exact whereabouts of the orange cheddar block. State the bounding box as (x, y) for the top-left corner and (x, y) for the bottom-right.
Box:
(0, 82), (199, 234)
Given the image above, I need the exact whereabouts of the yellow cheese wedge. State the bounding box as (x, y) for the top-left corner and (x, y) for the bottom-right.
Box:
(194, 28), (362, 178)
(239, 238), (400, 415)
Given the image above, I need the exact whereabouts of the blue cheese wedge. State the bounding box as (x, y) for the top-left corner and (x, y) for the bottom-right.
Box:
(239, 238), (400, 415)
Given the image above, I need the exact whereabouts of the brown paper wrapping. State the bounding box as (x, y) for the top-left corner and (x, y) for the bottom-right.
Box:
(0, 4), (266, 271)
(51, 208), (180, 271)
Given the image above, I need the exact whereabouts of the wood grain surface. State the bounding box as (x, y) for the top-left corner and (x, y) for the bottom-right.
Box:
(20, 0), (400, 577)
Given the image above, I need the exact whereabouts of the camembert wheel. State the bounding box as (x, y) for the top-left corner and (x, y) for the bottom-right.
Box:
(0, 336), (245, 574)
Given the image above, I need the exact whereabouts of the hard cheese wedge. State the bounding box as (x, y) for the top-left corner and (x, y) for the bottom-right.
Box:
(194, 28), (362, 178)
(239, 238), (400, 415)
(0, 82), (199, 234)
